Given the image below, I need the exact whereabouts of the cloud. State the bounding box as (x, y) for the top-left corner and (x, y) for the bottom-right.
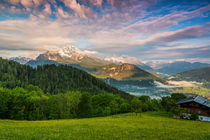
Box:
(82, 50), (101, 57)
(9, 0), (20, 5)
(57, 6), (71, 18)
(62, 0), (97, 19)
(0, 51), (10, 55)
(0, 1), (210, 62)
(156, 45), (209, 51)
(104, 55), (143, 64)
(0, 19), (75, 56)
(106, 0), (150, 10)
(138, 23), (210, 46)
(20, 0), (33, 8)
(43, 2), (51, 15)
(122, 5), (210, 36)
(89, 0), (103, 7)
(33, 0), (43, 7)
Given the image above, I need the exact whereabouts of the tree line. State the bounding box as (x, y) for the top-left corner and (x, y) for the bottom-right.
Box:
(0, 84), (186, 120)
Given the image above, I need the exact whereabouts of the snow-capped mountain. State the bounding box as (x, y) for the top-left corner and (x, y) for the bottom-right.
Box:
(58, 45), (87, 60)
(27, 45), (110, 68)
(23, 45), (165, 84)
(9, 56), (31, 64)
(37, 45), (87, 61)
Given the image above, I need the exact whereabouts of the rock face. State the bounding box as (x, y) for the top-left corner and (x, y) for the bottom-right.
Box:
(120, 63), (136, 71)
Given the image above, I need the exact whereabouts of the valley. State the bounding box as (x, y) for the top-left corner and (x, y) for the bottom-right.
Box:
(1, 1), (210, 139)
(9, 45), (210, 99)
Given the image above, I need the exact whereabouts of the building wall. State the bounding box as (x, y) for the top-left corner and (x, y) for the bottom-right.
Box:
(180, 102), (210, 117)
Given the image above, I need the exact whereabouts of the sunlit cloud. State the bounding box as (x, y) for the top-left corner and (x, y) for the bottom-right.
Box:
(0, 0), (209, 63)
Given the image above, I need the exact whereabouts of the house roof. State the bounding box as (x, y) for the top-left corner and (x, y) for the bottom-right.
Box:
(176, 95), (210, 108)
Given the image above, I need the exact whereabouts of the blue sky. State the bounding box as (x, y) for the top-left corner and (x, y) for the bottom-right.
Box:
(0, 0), (210, 63)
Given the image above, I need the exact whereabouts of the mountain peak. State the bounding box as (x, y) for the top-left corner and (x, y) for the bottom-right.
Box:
(59, 45), (83, 58)
(38, 45), (87, 61)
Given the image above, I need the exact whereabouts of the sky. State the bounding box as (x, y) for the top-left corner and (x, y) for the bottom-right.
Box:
(0, 0), (210, 63)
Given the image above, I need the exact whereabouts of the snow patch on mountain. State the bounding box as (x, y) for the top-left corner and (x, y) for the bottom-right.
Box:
(39, 45), (102, 62)
(58, 45), (84, 57)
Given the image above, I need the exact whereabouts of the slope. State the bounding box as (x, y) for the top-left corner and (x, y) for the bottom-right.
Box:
(0, 57), (130, 98)
(0, 112), (209, 140)
(94, 63), (165, 83)
(171, 67), (210, 87)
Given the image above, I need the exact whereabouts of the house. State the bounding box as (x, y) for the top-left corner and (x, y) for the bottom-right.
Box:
(176, 95), (210, 122)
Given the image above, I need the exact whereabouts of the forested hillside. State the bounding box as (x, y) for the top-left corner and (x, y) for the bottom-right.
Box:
(173, 67), (210, 82)
(0, 58), (129, 98)
(0, 58), (189, 121)
(172, 67), (210, 87)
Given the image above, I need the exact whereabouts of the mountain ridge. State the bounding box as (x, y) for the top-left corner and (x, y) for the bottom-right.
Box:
(156, 61), (210, 75)
(11, 46), (165, 85)
(170, 67), (210, 87)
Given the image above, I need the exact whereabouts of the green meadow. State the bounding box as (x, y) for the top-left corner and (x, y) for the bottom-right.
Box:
(0, 112), (209, 140)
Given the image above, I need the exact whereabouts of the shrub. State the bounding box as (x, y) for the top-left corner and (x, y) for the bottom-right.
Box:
(190, 112), (199, 120)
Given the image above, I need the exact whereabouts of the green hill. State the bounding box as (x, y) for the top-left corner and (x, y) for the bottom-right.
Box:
(172, 67), (210, 87)
(0, 112), (209, 140)
(0, 57), (129, 98)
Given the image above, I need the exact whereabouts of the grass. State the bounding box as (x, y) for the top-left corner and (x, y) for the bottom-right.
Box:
(171, 87), (210, 99)
(0, 112), (210, 140)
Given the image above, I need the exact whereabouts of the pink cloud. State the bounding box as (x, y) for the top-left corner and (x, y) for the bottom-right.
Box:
(9, 0), (20, 5)
(139, 23), (210, 46)
(43, 3), (52, 15)
(36, 2), (52, 19)
(33, 0), (43, 7)
(0, 4), (6, 10)
(62, 0), (97, 19)
(121, 4), (210, 37)
(57, 6), (71, 18)
(20, 0), (33, 8)
(89, 0), (103, 7)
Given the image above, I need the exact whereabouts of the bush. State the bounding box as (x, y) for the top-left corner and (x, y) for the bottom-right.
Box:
(170, 105), (182, 116)
(120, 103), (131, 113)
(190, 112), (199, 120)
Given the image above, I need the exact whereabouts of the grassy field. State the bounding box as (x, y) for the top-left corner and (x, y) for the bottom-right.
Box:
(0, 112), (210, 140)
